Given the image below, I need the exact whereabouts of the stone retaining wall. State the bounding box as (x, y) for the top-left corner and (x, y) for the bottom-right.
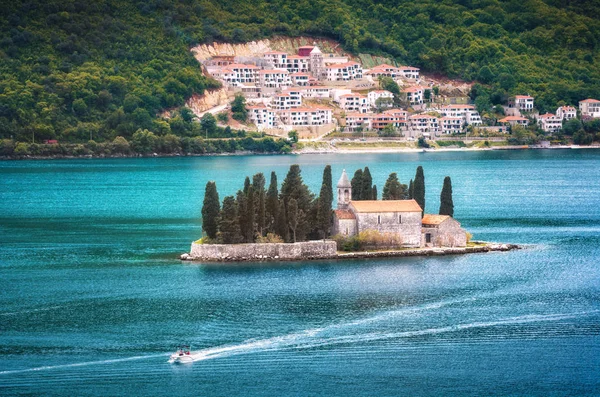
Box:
(188, 240), (337, 262)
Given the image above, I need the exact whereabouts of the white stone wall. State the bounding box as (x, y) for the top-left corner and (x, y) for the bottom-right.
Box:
(189, 240), (337, 261)
(422, 219), (467, 248)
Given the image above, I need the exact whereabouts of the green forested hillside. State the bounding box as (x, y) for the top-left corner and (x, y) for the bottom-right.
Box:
(1, 0), (599, 145)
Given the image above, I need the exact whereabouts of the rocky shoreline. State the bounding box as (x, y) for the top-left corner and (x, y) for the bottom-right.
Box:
(180, 242), (521, 263)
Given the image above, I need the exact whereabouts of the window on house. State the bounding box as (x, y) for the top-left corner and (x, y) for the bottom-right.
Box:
(398, 215), (402, 224)
(378, 215), (381, 224)
(426, 233), (432, 243)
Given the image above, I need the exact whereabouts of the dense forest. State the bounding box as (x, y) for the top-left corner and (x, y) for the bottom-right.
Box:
(1, 0), (599, 149)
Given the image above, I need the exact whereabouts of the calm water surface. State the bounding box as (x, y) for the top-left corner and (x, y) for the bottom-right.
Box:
(1, 150), (599, 396)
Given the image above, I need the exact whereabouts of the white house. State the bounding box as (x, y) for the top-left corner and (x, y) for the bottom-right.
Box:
(579, 99), (600, 118)
(290, 72), (310, 86)
(440, 117), (463, 134)
(257, 69), (291, 89)
(326, 62), (363, 81)
(279, 107), (333, 126)
(398, 65), (420, 79)
(556, 106), (577, 121)
(284, 55), (309, 73)
(510, 95), (535, 111)
(339, 93), (369, 114)
(345, 113), (372, 132)
(403, 86), (426, 105)
(440, 104), (482, 126)
(298, 86), (331, 99)
(410, 114), (439, 134)
(248, 105), (276, 129)
(263, 51), (288, 69)
(368, 90), (394, 108)
(365, 64), (401, 79)
(272, 90), (302, 110)
(213, 64), (259, 86)
(537, 113), (562, 133)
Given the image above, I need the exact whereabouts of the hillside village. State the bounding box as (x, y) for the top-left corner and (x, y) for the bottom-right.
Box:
(200, 44), (600, 142)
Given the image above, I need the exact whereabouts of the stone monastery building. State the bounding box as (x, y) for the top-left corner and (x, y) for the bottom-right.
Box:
(332, 170), (467, 248)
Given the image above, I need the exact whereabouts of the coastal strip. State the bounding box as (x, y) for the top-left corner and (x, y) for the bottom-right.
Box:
(180, 241), (520, 263)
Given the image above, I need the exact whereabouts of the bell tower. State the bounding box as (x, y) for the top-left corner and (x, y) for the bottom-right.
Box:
(337, 169), (351, 209)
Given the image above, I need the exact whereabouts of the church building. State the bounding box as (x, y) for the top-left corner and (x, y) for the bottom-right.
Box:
(332, 170), (467, 248)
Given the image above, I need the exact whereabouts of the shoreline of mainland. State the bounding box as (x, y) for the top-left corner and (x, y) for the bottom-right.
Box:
(1, 144), (599, 161)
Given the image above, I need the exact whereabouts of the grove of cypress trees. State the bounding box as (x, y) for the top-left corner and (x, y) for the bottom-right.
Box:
(413, 166), (425, 216)
(439, 176), (454, 217)
(265, 171), (279, 233)
(316, 165), (333, 239)
(351, 169), (363, 200)
(201, 181), (220, 239)
(218, 196), (242, 244)
(361, 167), (373, 200)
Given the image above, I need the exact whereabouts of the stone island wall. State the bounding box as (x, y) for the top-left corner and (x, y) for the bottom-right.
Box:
(188, 240), (337, 262)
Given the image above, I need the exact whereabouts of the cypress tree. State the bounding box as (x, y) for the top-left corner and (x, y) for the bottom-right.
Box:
(201, 181), (220, 239)
(316, 165), (333, 239)
(413, 166), (425, 216)
(382, 173), (401, 200)
(287, 198), (301, 243)
(218, 196), (242, 244)
(236, 190), (249, 242)
(408, 179), (414, 199)
(275, 199), (289, 242)
(245, 185), (255, 242)
(253, 173), (266, 237)
(351, 169), (363, 200)
(361, 167), (373, 200)
(372, 185), (378, 200)
(439, 176), (454, 217)
(265, 171), (279, 233)
(243, 176), (250, 194)
(280, 164), (314, 242)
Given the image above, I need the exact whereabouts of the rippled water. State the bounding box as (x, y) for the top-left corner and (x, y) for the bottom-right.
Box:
(1, 151), (599, 396)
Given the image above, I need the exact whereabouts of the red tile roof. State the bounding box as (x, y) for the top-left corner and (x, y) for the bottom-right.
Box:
(350, 200), (422, 213)
(422, 214), (450, 226)
(334, 210), (356, 220)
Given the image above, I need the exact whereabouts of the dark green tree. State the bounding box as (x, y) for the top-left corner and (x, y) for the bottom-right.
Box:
(372, 184), (378, 200)
(243, 176), (251, 194)
(351, 169), (363, 200)
(200, 113), (217, 136)
(275, 199), (289, 242)
(413, 166), (425, 216)
(231, 94), (247, 122)
(287, 198), (302, 243)
(245, 185), (255, 242)
(280, 165), (314, 242)
(218, 196), (242, 244)
(316, 165), (333, 239)
(361, 167), (373, 200)
(201, 181), (220, 239)
(253, 173), (266, 237)
(265, 171), (279, 233)
(382, 173), (408, 200)
(236, 190), (249, 242)
(439, 176), (454, 217)
(408, 179), (414, 199)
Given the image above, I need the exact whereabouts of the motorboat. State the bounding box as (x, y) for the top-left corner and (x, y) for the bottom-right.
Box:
(169, 345), (194, 364)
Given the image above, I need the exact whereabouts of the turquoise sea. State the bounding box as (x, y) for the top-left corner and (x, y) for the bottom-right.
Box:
(1, 150), (599, 396)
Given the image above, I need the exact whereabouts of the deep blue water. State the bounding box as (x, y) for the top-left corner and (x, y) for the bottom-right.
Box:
(1, 150), (599, 396)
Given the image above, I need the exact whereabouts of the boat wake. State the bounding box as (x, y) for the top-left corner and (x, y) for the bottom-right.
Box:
(185, 309), (598, 363)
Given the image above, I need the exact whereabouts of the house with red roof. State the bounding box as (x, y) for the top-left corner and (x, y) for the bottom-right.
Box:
(579, 99), (600, 118)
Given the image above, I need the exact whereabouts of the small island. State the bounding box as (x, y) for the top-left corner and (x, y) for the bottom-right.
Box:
(182, 165), (519, 262)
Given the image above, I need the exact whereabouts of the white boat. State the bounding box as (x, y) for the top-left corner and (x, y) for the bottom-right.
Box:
(169, 345), (194, 364)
